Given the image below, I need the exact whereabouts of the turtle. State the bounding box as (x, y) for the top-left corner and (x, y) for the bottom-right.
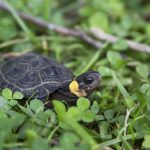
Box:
(0, 53), (101, 103)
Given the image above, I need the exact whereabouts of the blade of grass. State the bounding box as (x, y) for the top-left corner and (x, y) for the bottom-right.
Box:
(119, 134), (133, 150)
(78, 43), (108, 74)
(111, 71), (135, 109)
(4, 1), (38, 44)
(96, 133), (141, 148)
(79, 50), (101, 74)
(0, 36), (76, 49)
(47, 125), (59, 142)
(17, 104), (33, 117)
(43, 0), (51, 21)
(66, 119), (98, 150)
(0, 38), (28, 48)
(3, 142), (27, 148)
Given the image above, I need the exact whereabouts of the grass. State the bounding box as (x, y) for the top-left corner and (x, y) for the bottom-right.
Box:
(0, 0), (150, 150)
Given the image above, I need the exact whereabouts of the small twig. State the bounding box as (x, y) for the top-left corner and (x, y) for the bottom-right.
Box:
(0, 1), (150, 53)
(91, 28), (150, 53)
(124, 109), (131, 136)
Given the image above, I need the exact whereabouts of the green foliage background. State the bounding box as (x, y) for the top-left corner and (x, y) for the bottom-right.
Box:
(0, 0), (150, 149)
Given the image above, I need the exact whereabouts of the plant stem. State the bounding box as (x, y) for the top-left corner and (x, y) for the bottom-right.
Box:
(47, 125), (59, 142)
(112, 71), (135, 108)
(3, 142), (27, 148)
(66, 119), (98, 150)
(97, 133), (141, 149)
(79, 50), (101, 74)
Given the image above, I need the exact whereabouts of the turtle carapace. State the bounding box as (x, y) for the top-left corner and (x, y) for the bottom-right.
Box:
(0, 53), (101, 102)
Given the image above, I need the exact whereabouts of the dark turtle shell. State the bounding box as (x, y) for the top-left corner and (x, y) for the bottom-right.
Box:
(0, 53), (74, 99)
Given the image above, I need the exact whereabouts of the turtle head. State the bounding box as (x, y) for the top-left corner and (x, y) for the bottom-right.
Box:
(69, 70), (101, 97)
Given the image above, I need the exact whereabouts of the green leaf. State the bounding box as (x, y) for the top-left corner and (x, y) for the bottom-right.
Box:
(104, 109), (115, 122)
(95, 115), (105, 121)
(0, 96), (7, 108)
(99, 121), (112, 140)
(31, 138), (49, 150)
(66, 107), (81, 121)
(98, 66), (112, 77)
(135, 90), (147, 108)
(8, 100), (18, 106)
(2, 88), (13, 100)
(82, 110), (95, 123)
(118, 115), (126, 126)
(12, 42), (33, 52)
(0, 116), (13, 147)
(53, 100), (66, 122)
(140, 83), (150, 97)
(143, 135), (150, 148)
(17, 104), (33, 116)
(30, 99), (44, 113)
(26, 129), (38, 141)
(60, 133), (79, 149)
(136, 64), (149, 79)
(89, 12), (109, 31)
(13, 91), (24, 100)
(0, 17), (17, 41)
(91, 101), (99, 114)
(77, 97), (90, 112)
(44, 109), (56, 124)
(113, 38), (128, 51)
(140, 83), (150, 93)
(107, 51), (125, 69)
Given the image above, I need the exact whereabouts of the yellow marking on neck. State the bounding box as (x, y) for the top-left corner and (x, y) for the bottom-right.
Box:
(69, 80), (87, 97)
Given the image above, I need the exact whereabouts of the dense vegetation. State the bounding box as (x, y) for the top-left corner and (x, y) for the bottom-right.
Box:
(0, 0), (150, 149)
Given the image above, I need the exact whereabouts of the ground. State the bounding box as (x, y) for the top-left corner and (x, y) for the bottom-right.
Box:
(0, 0), (150, 150)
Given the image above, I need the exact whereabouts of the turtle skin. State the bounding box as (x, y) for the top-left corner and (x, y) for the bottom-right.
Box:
(0, 53), (74, 99)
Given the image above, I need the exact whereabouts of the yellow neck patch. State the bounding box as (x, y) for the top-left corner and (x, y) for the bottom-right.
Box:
(69, 80), (87, 97)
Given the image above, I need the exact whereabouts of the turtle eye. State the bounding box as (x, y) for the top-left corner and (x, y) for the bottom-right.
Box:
(84, 77), (93, 84)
